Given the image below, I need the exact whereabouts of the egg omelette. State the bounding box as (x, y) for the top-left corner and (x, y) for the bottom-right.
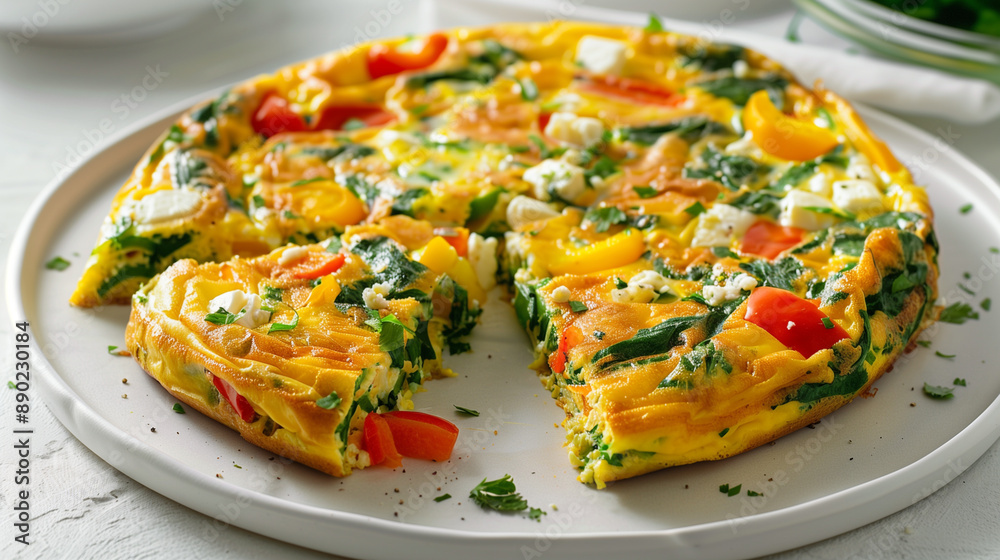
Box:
(72, 21), (938, 487)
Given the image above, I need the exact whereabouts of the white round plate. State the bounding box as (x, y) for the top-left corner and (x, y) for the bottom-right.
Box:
(8, 94), (1000, 560)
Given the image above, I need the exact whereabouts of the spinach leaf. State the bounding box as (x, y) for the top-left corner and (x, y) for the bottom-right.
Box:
(850, 211), (925, 231)
(592, 315), (702, 371)
(693, 74), (788, 106)
(727, 191), (781, 219)
(97, 264), (157, 298)
(390, 187), (429, 218)
(190, 90), (231, 148)
(437, 275), (482, 355)
(791, 229), (829, 254)
(678, 44), (745, 72)
(170, 151), (213, 189)
(787, 310), (871, 404)
(408, 39), (521, 89)
(467, 186), (504, 223)
(298, 143), (375, 161)
(831, 232), (867, 257)
(739, 257), (805, 291)
(617, 116), (728, 145)
(343, 174), (380, 207)
(683, 146), (768, 190)
(768, 148), (848, 192)
(339, 236), (431, 303)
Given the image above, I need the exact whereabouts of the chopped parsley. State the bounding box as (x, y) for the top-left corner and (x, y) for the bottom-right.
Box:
(632, 185), (658, 199)
(283, 210), (301, 220)
(528, 134), (566, 160)
(803, 206), (855, 220)
(916, 340), (931, 348)
(469, 475), (545, 521)
(719, 483), (742, 497)
(584, 207), (628, 233)
(290, 177), (327, 187)
(747, 490), (764, 497)
(981, 298), (991, 311)
(939, 302), (979, 324)
(712, 247), (739, 259)
(518, 77), (539, 101)
(960, 203), (973, 214)
(923, 383), (954, 399)
(7, 381), (15, 389)
(205, 307), (244, 326)
(172, 403), (186, 414)
(107, 345), (119, 354)
(261, 285), (283, 302)
(454, 405), (480, 417)
(934, 351), (955, 359)
(614, 277), (628, 289)
(316, 391), (342, 409)
(568, 301), (588, 313)
(644, 12), (665, 32)
(718, 427), (730, 437)
(45, 256), (71, 271)
(267, 309), (299, 333)
(683, 201), (706, 217)
(822, 317), (835, 329)
(434, 494), (452, 502)
(954, 378), (967, 386)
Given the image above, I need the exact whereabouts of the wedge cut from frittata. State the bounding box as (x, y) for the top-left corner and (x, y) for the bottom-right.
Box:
(126, 217), (482, 476)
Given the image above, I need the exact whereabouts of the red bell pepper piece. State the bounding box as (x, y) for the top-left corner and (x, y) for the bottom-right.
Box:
(744, 287), (850, 357)
(212, 375), (258, 423)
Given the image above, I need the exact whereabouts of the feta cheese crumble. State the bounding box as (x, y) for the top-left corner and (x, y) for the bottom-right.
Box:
(506, 195), (559, 231)
(551, 286), (571, 303)
(522, 158), (586, 203)
(208, 290), (272, 329)
(362, 282), (392, 310)
(575, 36), (628, 75)
(701, 273), (758, 307)
(277, 246), (310, 266)
(544, 112), (606, 149)
(691, 204), (757, 248)
(468, 233), (498, 290)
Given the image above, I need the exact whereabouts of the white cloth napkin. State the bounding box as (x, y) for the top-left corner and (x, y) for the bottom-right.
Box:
(426, 0), (1000, 124)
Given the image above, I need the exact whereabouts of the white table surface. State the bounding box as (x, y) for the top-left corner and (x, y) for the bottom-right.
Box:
(2, 1), (999, 558)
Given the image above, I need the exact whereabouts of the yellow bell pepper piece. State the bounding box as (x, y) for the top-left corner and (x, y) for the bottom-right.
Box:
(416, 236), (458, 275)
(305, 275), (342, 307)
(446, 257), (487, 305)
(285, 180), (368, 228)
(743, 91), (839, 162)
(548, 228), (645, 276)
